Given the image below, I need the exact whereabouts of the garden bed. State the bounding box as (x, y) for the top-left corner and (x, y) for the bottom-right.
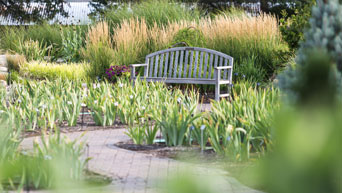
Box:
(113, 139), (219, 164)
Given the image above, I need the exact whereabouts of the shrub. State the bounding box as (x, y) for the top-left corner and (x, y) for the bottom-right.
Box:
(20, 62), (89, 81)
(279, 1), (315, 51)
(171, 27), (205, 47)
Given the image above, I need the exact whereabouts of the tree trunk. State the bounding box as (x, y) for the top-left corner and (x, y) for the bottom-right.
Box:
(260, 0), (269, 13)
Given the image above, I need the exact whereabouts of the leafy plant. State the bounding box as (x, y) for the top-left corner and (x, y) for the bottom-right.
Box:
(207, 83), (280, 160)
(153, 95), (201, 146)
(60, 26), (84, 62)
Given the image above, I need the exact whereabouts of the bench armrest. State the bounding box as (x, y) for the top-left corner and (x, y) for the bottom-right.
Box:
(214, 66), (233, 81)
(214, 66), (232, 70)
(131, 63), (148, 67)
(130, 63), (149, 79)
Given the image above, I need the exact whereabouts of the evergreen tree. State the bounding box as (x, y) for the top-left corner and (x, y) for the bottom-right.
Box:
(0, 0), (67, 24)
(278, 0), (342, 105)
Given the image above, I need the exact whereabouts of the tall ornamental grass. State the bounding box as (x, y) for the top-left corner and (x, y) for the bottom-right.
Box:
(106, 13), (289, 81)
(201, 14), (289, 80)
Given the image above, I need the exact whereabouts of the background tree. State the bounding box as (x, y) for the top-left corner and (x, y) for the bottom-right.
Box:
(0, 0), (67, 24)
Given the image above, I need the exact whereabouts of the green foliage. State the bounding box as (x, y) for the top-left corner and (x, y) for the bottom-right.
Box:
(86, 82), (117, 126)
(15, 39), (50, 61)
(153, 94), (201, 146)
(60, 27), (85, 62)
(82, 43), (115, 79)
(253, 107), (342, 193)
(279, 1), (315, 50)
(20, 62), (89, 81)
(104, 0), (202, 27)
(207, 84), (280, 160)
(0, 27), (25, 52)
(171, 27), (205, 47)
(0, 24), (88, 62)
(233, 55), (267, 83)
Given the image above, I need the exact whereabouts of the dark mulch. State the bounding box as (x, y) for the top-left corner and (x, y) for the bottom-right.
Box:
(112, 139), (219, 164)
(22, 109), (126, 138)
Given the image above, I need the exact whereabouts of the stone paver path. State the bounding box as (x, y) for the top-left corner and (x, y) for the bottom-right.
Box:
(21, 129), (262, 193)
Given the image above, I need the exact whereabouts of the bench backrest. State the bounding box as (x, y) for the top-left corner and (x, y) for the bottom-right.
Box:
(145, 47), (233, 80)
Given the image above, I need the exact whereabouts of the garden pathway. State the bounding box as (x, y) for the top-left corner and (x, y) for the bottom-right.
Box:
(21, 129), (262, 193)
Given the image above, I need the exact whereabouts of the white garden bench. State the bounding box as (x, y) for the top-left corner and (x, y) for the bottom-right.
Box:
(130, 47), (234, 101)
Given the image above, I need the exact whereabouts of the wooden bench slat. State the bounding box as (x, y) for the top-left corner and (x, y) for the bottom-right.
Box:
(219, 56), (223, 79)
(178, 51), (184, 78)
(188, 51), (194, 78)
(203, 52), (209, 78)
(183, 50), (189, 78)
(228, 57), (234, 82)
(208, 53), (214, 79)
(159, 54), (164, 77)
(223, 58), (228, 79)
(193, 51), (199, 78)
(168, 52), (174, 78)
(164, 52), (169, 77)
(198, 52), (204, 78)
(154, 55), (159, 77)
(213, 54), (218, 79)
(149, 57), (154, 77)
(173, 51), (179, 78)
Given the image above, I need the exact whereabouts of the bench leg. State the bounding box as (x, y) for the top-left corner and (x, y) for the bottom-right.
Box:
(215, 83), (220, 101)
